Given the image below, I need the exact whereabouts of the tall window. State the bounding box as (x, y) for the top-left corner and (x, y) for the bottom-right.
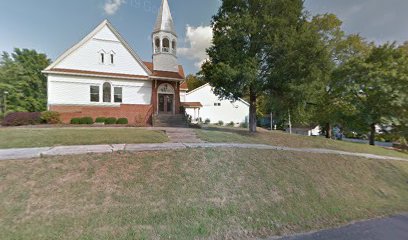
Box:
(172, 40), (177, 54)
(114, 87), (122, 103)
(100, 53), (105, 64)
(110, 54), (114, 64)
(103, 82), (111, 103)
(90, 86), (100, 102)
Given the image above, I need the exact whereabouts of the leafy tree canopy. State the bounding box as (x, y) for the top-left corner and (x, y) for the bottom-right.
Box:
(0, 48), (51, 114)
(332, 43), (408, 144)
(201, 0), (329, 132)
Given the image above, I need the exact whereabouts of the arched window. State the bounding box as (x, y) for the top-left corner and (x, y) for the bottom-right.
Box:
(154, 38), (160, 53)
(103, 82), (111, 103)
(172, 40), (177, 54)
(162, 38), (170, 52)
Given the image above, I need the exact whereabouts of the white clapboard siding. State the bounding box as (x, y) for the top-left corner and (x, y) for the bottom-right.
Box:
(55, 25), (149, 76)
(48, 75), (152, 106)
(185, 84), (249, 124)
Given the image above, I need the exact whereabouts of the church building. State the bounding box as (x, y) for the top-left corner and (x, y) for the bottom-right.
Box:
(43, 0), (188, 125)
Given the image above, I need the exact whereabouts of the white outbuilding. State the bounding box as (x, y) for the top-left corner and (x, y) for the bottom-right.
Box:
(182, 83), (249, 124)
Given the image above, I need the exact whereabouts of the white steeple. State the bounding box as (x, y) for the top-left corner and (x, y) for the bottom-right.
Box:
(152, 0), (179, 73)
(153, 0), (176, 36)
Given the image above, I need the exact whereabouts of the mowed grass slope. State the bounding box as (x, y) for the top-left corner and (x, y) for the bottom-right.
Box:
(196, 127), (408, 159)
(0, 128), (168, 149)
(1, 149), (407, 239)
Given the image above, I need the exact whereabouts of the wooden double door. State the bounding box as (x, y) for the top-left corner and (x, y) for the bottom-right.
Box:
(158, 94), (174, 114)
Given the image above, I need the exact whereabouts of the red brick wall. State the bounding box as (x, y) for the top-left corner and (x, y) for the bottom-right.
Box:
(50, 104), (153, 126)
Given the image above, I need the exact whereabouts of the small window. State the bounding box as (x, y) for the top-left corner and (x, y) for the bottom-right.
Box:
(154, 38), (160, 53)
(162, 38), (170, 52)
(101, 53), (105, 64)
(103, 82), (111, 103)
(90, 86), (100, 102)
(114, 87), (122, 103)
(110, 54), (114, 64)
(214, 103), (221, 106)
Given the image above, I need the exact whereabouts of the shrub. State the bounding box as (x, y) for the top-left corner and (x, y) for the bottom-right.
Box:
(189, 123), (202, 129)
(95, 117), (106, 123)
(227, 121), (235, 127)
(217, 120), (224, 126)
(41, 111), (61, 124)
(116, 118), (128, 125)
(204, 118), (211, 124)
(2, 112), (42, 126)
(105, 117), (117, 125)
(240, 122), (249, 129)
(70, 118), (81, 124)
(80, 117), (94, 125)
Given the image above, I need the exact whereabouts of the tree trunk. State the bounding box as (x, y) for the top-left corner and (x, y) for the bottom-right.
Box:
(369, 123), (376, 146)
(325, 123), (332, 139)
(249, 90), (257, 133)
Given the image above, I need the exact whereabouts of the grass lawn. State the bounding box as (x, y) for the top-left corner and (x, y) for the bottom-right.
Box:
(196, 126), (408, 159)
(1, 149), (407, 239)
(0, 128), (168, 149)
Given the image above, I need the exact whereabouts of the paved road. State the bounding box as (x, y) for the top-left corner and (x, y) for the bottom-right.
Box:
(274, 213), (408, 240)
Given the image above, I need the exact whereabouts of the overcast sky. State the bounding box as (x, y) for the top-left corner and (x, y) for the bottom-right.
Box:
(1, 0), (407, 74)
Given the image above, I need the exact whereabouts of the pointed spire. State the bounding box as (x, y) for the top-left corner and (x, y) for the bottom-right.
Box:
(153, 0), (176, 35)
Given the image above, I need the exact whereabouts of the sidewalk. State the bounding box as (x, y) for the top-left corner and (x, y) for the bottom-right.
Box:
(0, 142), (407, 161)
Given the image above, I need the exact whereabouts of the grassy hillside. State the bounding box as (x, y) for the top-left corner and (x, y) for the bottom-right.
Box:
(196, 127), (408, 159)
(1, 149), (407, 239)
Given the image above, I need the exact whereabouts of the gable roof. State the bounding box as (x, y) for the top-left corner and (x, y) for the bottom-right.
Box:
(187, 83), (250, 106)
(143, 61), (185, 80)
(45, 20), (152, 75)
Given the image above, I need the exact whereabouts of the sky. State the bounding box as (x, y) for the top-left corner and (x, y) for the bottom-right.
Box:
(1, 0), (408, 75)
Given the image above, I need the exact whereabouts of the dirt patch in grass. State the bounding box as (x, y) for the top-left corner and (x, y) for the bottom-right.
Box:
(0, 149), (408, 239)
(196, 126), (408, 159)
(0, 128), (168, 149)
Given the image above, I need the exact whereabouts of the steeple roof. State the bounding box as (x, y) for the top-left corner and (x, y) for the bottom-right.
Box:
(153, 0), (176, 35)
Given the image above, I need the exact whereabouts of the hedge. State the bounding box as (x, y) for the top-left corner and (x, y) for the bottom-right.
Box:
(70, 118), (81, 124)
(2, 112), (42, 126)
(80, 117), (94, 125)
(116, 118), (128, 125)
(95, 117), (106, 123)
(105, 117), (117, 125)
(41, 111), (61, 124)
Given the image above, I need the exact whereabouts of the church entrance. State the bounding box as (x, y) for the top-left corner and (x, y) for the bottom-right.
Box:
(157, 83), (175, 115)
(158, 94), (174, 114)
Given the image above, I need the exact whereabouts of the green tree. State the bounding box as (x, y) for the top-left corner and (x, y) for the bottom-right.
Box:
(307, 14), (371, 138)
(0, 48), (51, 113)
(333, 43), (408, 145)
(185, 74), (205, 92)
(202, 0), (328, 132)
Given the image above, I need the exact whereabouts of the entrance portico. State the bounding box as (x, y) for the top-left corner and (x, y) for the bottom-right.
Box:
(152, 80), (182, 115)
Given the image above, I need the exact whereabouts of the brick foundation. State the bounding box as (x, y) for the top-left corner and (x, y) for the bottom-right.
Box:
(50, 104), (153, 126)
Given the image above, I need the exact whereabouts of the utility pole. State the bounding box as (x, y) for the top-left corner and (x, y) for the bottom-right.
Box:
(270, 112), (273, 131)
(288, 110), (292, 134)
(3, 91), (8, 114)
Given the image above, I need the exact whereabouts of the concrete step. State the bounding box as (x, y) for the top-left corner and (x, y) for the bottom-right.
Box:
(153, 114), (188, 128)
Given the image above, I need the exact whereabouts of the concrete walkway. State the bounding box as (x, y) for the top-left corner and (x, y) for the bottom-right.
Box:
(158, 127), (204, 143)
(273, 213), (408, 240)
(0, 142), (407, 161)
